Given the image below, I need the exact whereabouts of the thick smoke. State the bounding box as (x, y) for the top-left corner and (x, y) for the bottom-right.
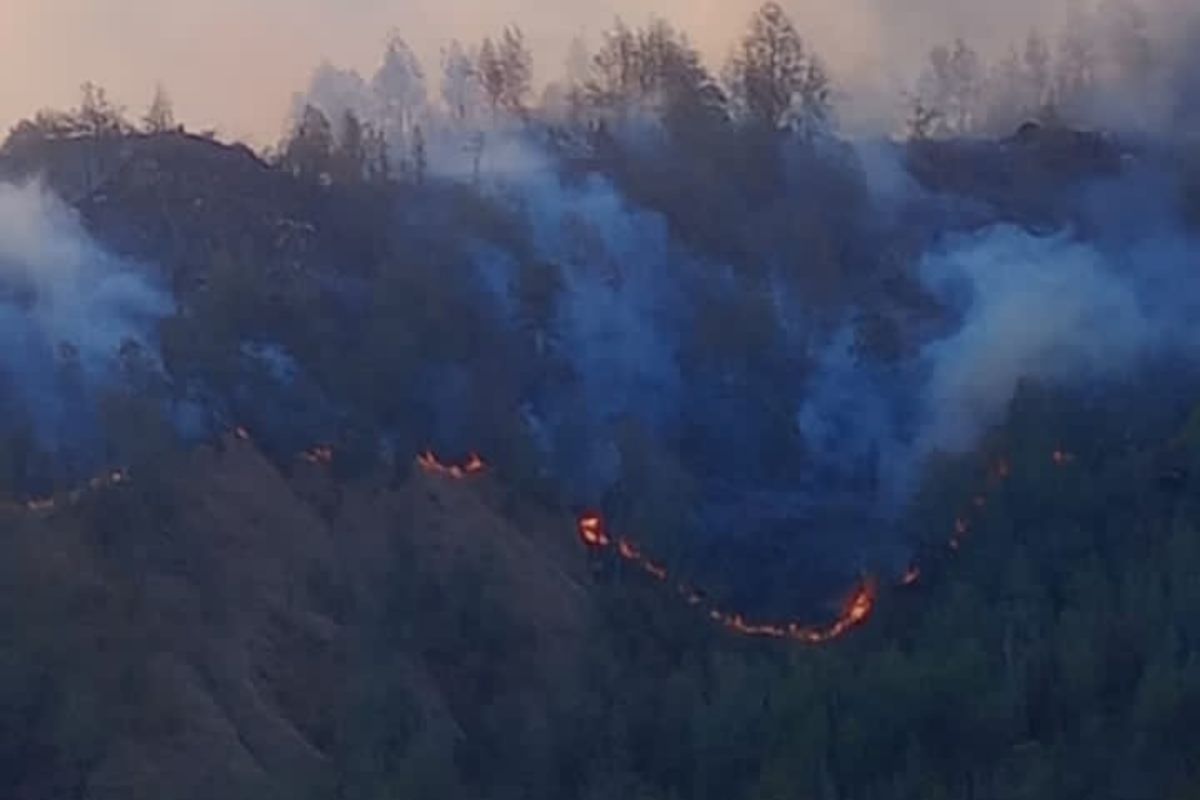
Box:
(915, 226), (1177, 452)
(406, 117), (1200, 530)
(0, 180), (171, 447)
(447, 135), (691, 494)
(800, 211), (1200, 506)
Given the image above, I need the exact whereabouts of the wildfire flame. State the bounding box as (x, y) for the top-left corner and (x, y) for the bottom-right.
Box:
(2, 430), (1078, 650)
(577, 512), (610, 547)
(417, 451), (487, 479)
(716, 580), (878, 643)
(563, 447), (1073, 643)
(575, 511), (877, 643)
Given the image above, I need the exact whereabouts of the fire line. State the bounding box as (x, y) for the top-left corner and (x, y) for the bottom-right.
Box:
(3, 428), (1073, 647)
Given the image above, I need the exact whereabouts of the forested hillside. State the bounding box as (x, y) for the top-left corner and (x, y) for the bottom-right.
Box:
(2, 2), (1200, 798)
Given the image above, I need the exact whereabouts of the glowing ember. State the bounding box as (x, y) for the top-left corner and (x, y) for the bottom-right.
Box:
(901, 565), (922, 586)
(234, 426), (251, 441)
(577, 513), (610, 548)
(417, 451), (488, 479)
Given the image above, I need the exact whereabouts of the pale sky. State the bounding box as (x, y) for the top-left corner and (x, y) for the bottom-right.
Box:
(0, 0), (1077, 145)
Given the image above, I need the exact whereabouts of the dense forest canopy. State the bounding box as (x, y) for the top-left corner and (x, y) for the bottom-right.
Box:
(2, 1), (1200, 798)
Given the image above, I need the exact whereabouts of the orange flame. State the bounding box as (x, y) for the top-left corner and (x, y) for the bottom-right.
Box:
(417, 451), (487, 479)
(2, 438), (1082, 652)
(576, 510), (878, 644)
(716, 579), (878, 643)
(577, 513), (610, 548)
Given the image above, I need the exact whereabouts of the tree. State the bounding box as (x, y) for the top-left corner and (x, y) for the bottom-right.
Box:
(587, 19), (640, 109)
(946, 39), (983, 134)
(727, 2), (831, 135)
(441, 40), (482, 123)
(142, 84), (175, 133)
(905, 94), (944, 140)
(915, 38), (984, 136)
(303, 62), (372, 133)
(78, 82), (129, 138)
(984, 48), (1028, 134)
(1024, 30), (1053, 113)
(478, 37), (505, 114)
(333, 111), (366, 183)
(498, 26), (534, 114)
(373, 31), (426, 147)
(564, 35), (591, 91)
(478, 26), (533, 116)
(563, 35), (592, 119)
(283, 104), (335, 182)
(1056, 7), (1098, 117)
(411, 125), (427, 186)
(363, 122), (390, 182)
(584, 17), (725, 129)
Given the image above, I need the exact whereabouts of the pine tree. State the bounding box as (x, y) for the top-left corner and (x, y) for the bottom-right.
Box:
(142, 84), (176, 133)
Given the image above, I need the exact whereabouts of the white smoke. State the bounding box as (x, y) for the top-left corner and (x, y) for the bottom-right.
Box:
(798, 217), (1200, 504)
(914, 225), (1161, 455)
(0, 180), (171, 442)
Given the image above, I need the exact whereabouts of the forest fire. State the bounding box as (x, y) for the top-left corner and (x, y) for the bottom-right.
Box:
(417, 451), (488, 479)
(562, 447), (1074, 642)
(3, 438), (1074, 649)
(576, 510), (878, 643)
(715, 579), (878, 643)
(578, 513), (610, 547)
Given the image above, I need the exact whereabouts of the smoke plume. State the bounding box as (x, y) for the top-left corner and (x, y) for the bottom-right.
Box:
(0, 180), (171, 446)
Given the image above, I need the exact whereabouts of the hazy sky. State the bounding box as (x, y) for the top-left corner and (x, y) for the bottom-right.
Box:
(0, 0), (1078, 144)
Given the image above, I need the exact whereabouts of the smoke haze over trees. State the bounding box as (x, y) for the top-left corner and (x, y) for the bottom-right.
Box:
(3, 0), (1200, 798)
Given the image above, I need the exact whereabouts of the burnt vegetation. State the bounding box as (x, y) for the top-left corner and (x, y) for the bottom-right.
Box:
(2, 2), (1200, 798)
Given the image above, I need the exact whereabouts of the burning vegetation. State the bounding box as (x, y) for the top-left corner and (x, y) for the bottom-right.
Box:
(569, 445), (1076, 644)
(576, 510), (878, 643)
(2, 430), (1077, 650)
(417, 450), (488, 479)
